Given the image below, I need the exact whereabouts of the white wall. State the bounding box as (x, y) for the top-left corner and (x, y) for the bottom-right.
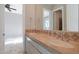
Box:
(66, 4), (78, 32)
(0, 4), (4, 53)
(51, 4), (65, 10)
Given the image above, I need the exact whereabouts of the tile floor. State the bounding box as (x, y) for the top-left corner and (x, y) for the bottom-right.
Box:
(5, 36), (24, 54)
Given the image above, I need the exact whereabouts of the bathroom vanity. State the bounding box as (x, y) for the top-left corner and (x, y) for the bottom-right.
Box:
(25, 30), (79, 54)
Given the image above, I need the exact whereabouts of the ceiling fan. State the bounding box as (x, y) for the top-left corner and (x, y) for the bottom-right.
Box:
(5, 4), (16, 12)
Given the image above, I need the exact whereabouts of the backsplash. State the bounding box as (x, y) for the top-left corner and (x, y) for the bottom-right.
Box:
(63, 32), (79, 42)
(25, 30), (79, 42)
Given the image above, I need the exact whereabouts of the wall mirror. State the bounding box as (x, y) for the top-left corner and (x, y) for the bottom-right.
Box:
(42, 6), (64, 32)
(43, 8), (50, 30)
(25, 4), (79, 32)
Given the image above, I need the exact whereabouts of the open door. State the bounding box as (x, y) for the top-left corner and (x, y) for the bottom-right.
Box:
(53, 9), (62, 31)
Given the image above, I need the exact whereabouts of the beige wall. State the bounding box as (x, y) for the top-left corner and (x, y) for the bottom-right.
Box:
(24, 4), (79, 32)
(25, 4), (36, 30)
(35, 5), (43, 30)
(24, 4), (43, 30)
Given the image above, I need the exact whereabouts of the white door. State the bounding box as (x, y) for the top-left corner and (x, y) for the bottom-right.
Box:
(5, 4), (23, 38)
(0, 4), (4, 53)
(4, 4), (24, 54)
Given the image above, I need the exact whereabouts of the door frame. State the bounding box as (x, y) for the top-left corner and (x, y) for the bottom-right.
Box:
(52, 7), (64, 31)
(22, 4), (25, 53)
(0, 4), (5, 53)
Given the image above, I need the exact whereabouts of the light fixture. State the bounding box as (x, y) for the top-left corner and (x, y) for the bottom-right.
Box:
(5, 4), (16, 12)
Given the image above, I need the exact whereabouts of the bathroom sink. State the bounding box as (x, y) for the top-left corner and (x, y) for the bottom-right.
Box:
(48, 39), (74, 48)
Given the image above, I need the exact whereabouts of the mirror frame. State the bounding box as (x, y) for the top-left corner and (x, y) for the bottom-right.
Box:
(52, 7), (65, 32)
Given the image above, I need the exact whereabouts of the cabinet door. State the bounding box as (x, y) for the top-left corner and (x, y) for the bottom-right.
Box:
(25, 37), (60, 54)
(25, 37), (51, 54)
(29, 38), (51, 54)
(25, 37), (40, 54)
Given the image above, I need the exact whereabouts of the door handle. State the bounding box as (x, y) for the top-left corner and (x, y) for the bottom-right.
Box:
(3, 33), (5, 36)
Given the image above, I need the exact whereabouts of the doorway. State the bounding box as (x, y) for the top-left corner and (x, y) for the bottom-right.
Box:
(53, 9), (62, 31)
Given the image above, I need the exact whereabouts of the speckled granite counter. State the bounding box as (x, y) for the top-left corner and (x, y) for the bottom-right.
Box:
(25, 32), (79, 54)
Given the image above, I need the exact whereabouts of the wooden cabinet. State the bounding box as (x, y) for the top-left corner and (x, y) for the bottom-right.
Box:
(25, 37), (40, 54)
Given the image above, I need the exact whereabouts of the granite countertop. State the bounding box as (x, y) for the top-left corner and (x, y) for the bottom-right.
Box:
(25, 32), (79, 54)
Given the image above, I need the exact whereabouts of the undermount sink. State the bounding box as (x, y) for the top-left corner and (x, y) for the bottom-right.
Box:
(48, 39), (74, 48)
